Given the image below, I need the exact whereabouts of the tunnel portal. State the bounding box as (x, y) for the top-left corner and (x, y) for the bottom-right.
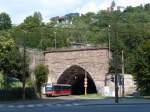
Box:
(57, 65), (97, 95)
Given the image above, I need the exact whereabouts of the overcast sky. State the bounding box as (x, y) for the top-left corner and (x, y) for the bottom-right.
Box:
(0, 0), (149, 24)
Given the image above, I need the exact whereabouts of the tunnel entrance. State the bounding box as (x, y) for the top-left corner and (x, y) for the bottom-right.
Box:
(57, 65), (97, 95)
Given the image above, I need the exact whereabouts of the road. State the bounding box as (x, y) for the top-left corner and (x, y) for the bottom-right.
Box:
(0, 97), (150, 112)
(0, 103), (150, 112)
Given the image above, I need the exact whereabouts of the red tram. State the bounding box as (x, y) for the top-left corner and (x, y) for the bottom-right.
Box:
(45, 83), (72, 96)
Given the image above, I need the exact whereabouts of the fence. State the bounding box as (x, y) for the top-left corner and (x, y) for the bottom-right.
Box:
(0, 87), (37, 101)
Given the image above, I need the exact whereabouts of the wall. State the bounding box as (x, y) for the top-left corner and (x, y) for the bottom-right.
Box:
(44, 48), (109, 94)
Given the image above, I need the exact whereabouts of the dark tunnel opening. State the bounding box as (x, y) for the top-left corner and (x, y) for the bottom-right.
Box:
(57, 65), (97, 95)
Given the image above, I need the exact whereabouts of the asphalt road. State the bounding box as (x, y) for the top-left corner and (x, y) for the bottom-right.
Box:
(0, 103), (150, 112)
(0, 100), (150, 112)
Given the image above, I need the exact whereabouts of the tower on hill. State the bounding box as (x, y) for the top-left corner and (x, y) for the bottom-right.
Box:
(107, 0), (125, 12)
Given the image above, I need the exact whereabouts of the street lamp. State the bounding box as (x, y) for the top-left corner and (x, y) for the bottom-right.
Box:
(108, 25), (111, 60)
(84, 67), (87, 95)
(78, 62), (88, 95)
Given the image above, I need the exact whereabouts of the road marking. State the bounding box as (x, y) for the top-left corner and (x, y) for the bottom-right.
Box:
(27, 104), (34, 108)
(73, 103), (80, 106)
(45, 103), (52, 106)
(36, 104), (43, 107)
(0, 105), (4, 108)
(56, 104), (61, 107)
(65, 104), (72, 106)
(16, 105), (25, 108)
(8, 105), (15, 108)
(1, 102), (81, 109)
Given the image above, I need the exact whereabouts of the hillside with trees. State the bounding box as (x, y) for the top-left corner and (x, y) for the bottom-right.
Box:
(0, 4), (150, 95)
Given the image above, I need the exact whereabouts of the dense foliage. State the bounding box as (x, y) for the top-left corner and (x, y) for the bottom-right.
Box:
(0, 12), (11, 30)
(0, 36), (30, 87)
(34, 64), (49, 95)
(134, 40), (150, 95)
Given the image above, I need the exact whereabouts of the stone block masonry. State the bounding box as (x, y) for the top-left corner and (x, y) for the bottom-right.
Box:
(44, 48), (109, 94)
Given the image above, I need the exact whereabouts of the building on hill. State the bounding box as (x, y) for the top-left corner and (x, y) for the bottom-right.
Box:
(50, 13), (80, 24)
(65, 13), (80, 20)
(107, 0), (125, 12)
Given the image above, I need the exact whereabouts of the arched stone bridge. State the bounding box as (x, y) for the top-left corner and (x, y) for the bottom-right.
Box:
(44, 48), (109, 94)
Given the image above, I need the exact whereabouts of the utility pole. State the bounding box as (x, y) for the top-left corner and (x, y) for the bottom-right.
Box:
(54, 31), (57, 49)
(122, 50), (125, 97)
(114, 50), (119, 103)
(113, 30), (119, 103)
(115, 75), (119, 103)
(23, 30), (26, 100)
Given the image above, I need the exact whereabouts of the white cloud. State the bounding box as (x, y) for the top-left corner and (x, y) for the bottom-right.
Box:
(117, 0), (150, 7)
(39, 0), (81, 7)
(76, 1), (99, 14)
(0, 0), (149, 24)
(75, 0), (113, 14)
(38, 0), (82, 22)
(75, 0), (150, 14)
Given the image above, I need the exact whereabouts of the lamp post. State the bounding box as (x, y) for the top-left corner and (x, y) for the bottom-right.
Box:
(108, 25), (111, 60)
(78, 62), (88, 96)
(84, 68), (87, 95)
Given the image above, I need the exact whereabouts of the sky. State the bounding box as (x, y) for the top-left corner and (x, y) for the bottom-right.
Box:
(0, 0), (149, 24)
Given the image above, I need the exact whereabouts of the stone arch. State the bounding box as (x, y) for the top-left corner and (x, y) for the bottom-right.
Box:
(57, 65), (97, 95)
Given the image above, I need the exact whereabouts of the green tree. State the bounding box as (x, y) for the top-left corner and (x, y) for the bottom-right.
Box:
(133, 40), (150, 95)
(0, 36), (16, 73)
(16, 12), (46, 49)
(0, 36), (29, 88)
(20, 12), (43, 29)
(0, 72), (4, 88)
(34, 64), (49, 96)
(0, 12), (11, 30)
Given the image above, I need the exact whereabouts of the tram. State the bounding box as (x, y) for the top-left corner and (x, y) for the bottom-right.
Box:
(45, 83), (72, 96)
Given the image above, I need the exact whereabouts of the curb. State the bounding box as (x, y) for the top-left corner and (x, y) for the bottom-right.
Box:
(78, 103), (150, 106)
